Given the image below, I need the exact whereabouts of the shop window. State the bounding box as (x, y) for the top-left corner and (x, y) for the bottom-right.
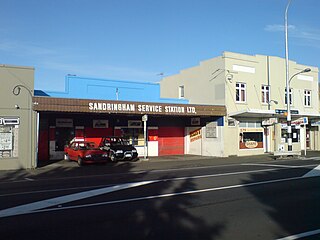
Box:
(121, 128), (144, 146)
(0, 125), (19, 158)
(239, 122), (247, 128)
(239, 130), (263, 149)
(239, 121), (262, 128)
(241, 132), (263, 142)
(281, 127), (300, 143)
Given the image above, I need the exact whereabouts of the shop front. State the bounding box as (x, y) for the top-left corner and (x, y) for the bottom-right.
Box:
(34, 97), (226, 161)
(228, 109), (320, 156)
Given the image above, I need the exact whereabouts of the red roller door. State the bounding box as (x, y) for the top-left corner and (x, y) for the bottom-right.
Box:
(158, 127), (184, 155)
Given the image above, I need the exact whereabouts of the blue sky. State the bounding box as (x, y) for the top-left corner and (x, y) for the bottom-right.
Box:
(1, 0), (319, 91)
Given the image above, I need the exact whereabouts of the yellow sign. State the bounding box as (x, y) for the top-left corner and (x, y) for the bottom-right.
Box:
(245, 141), (258, 149)
(190, 128), (201, 142)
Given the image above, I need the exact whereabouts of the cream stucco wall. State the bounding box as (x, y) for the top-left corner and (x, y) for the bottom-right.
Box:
(160, 51), (319, 157)
(223, 52), (319, 115)
(0, 64), (36, 170)
(160, 56), (226, 105)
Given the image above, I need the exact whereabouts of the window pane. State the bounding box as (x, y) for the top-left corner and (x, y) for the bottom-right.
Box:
(241, 89), (245, 101)
(239, 122), (247, 127)
(236, 89), (240, 101)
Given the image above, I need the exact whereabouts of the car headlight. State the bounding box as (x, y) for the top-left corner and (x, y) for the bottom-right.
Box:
(102, 153), (108, 157)
(85, 155), (92, 158)
(116, 150), (123, 154)
(132, 149), (137, 153)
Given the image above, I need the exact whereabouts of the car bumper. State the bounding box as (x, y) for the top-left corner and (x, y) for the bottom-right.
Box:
(83, 156), (108, 163)
(115, 152), (138, 160)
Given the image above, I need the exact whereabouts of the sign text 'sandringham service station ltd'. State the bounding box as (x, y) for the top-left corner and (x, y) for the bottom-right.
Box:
(33, 97), (226, 117)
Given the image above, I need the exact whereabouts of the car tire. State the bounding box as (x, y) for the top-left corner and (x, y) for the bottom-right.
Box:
(110, 153), (117, 162)
(77, 157), (83, 166)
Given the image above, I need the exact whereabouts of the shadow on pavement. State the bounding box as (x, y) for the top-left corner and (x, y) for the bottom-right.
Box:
(0, 157), (225, 240)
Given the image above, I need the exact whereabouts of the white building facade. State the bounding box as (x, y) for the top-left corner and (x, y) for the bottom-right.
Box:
(160, 52), (320, 157)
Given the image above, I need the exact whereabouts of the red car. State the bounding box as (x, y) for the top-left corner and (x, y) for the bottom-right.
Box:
(64, 141), (108, 166)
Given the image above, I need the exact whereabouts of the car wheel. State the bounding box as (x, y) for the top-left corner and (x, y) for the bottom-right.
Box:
(110, 153), (117, 162)
(77, 157), (83, 166)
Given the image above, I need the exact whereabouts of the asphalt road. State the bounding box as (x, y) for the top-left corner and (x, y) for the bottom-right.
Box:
(0, 156), (319, 240)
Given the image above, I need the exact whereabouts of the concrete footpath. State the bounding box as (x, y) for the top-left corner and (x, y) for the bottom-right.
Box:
(1, 151), (319, 181)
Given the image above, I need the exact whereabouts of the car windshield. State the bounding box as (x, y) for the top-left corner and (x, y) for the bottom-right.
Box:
(104, 137), (130, 146)
(78, 142), (97, 150)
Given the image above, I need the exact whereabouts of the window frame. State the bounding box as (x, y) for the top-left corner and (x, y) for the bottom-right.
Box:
(261, 85), (270, 104)
(284, 88), (293, 105)
(304, 89), (311, 107)
(236, 82), (246, 103)
(179, 85), (185, 99)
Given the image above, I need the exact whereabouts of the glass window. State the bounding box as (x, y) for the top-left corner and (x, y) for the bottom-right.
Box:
(239, 131), (263, 149)
(285, 88), (293, 105)
(179, 85), (185, 99)
(261, 85), (270, 104)
(239, 122), (247, 128)
(304, 90), (311, 107)
(242, 132), (263, 143)
(239, 121), (262, 128)
(121, 128), (144, 146)
(236, 83), (246, 102)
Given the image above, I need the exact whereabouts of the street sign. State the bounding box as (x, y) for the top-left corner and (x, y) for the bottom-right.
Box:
(275, 109), (299, 114)
(142, 114), (148, 122)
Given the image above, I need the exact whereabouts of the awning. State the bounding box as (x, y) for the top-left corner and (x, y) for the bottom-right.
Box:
(229, 108), (320, 121)
(229, 109), (276, 119)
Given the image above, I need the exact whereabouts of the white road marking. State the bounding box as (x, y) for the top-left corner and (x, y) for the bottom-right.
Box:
(3, 157), (320, 184)
(3, 163), (318, 198)
(303, 164), (320, 178)
(1, 162), (319, 218)
(5, 174), (311, 217)
(0, 167), (287, 197)
(24, 178), (35, 181)
(242, 163), (316, 168)
(0, 180), (154, 218)
(276, 229), (320, 240)
(300, 156), (320, 160)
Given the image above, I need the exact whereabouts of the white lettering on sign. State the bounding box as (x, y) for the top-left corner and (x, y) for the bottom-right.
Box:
(88, 102), (197, 115)
(138, 105), (162, 112)
(89, 102), (135, 111)
(165, 106), (185, 113)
